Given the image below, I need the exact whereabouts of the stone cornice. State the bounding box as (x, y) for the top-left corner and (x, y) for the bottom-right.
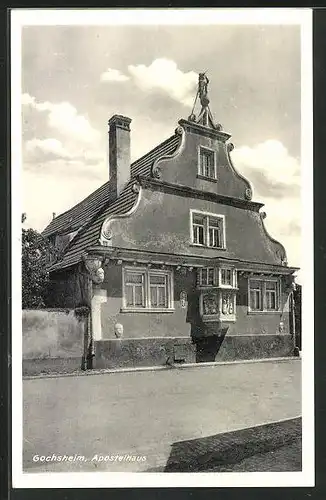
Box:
(178, 118), (231, 142)
(136, 175), (264, 212)
(86, 246), (299, 275)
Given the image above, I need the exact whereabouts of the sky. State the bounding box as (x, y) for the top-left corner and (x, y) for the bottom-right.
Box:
(21, 23), (302, 272)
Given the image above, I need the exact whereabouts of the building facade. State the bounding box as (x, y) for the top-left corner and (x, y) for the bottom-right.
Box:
(43, 76), (298, 368)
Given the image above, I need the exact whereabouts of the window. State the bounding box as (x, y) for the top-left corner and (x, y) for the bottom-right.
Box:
(265, 281), (278, 310)
(149, 274), (168, 308)
(191, 210), (225, 249)
(248, 278), (279, 312)
(198, 268), (215, 286)
(208, 217), (222, 248)
(249, 280), (263, 311)
(198, 267), (237, 288)
(192, 214), (205, 245)
(125, 272), (145, 308)
(198, 146), (216, 179)
(220, 268), (238, 288)
(123, 267), (173, 311)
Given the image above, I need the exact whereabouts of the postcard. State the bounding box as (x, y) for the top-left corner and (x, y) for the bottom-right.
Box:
(11, 8), (314, 488)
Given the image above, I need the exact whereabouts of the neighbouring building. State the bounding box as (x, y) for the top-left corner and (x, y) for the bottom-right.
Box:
(42, 74), (299, 369)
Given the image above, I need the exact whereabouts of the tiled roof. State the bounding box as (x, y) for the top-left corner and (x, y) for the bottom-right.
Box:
(48, 133), (180, 272)
(42, 179), (115, 237)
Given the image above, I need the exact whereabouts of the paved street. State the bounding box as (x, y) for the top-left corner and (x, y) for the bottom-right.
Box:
(23, 359), (301, 472)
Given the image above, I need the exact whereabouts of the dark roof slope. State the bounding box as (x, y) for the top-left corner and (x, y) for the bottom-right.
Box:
(48, 133), (180, 271)
(42, 178), (115, 237)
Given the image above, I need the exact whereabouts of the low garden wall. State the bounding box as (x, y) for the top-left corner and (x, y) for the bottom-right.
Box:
(22, 309), (85, 376)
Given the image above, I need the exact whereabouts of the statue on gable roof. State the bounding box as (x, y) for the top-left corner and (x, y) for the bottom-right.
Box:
(198, 72), (210, 106)
(188, 72), (222, 131)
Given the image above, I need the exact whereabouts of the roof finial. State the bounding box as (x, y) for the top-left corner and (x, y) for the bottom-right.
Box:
(188, 72), (222, 131)
(198, 72), (210, 107)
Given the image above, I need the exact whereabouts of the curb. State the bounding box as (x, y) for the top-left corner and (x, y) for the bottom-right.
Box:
(23, 356), (301, 380)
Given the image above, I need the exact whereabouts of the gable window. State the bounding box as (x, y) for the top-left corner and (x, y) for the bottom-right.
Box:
(192, 214), (205, 245)
(122, 267), (174, 312)
(248, 278), (280, 312)
(190, 210), (225, 249)
(198, 146), (216, 180)
(208, 216), (222, 248)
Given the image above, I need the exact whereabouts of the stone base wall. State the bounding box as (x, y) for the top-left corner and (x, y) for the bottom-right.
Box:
(94, 337), (196, 369)
(216, 334), (295, 361)
(94, 334), (295, 370)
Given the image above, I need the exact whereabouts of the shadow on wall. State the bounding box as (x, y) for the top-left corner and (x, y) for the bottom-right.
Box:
(22, 309), (84, 359)
(194, 334), (227, 363)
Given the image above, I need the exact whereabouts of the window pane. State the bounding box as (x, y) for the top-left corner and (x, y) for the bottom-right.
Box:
(200, 151), (215, 178)
(125, 285), (134, 306)
(193, 214), (205, 225)
(221, 269), (232, 285)
(134, 285), (143, 306)
(150, 285), (167, 307)
(150, 286), (157, 307)
(250, 290), (261, 310)
(250, 280), (261, 290)
(193, 225), (204, 244)
(209, 227), (221, 247)
(149, 274), (166, 285)
(266, 281), (277, 291)
(208, 268), (214, 285)
(208, 217), (220, 228)
(158, 287), (167, 307)
(125, 272), (143, 284)
(266, 291), (277, 310)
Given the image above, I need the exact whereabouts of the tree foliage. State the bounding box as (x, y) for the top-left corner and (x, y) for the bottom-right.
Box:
(22, 225), (58, 309)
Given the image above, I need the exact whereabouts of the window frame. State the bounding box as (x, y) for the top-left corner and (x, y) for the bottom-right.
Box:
(198, 267), (217, 287)
(197, 145), (217, 180)
(248, 277), (281, 313)
(124, 270), (146, 308)
(190, 210), (226, 249)
(122, 266), (174, 312)
(219, 268), (237, 289)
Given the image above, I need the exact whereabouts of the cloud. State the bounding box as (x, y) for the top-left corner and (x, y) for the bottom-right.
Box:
(100, 59), (197, 107)
(22, 93), (100, 144)
(232, 140), (300, 198)
(128, 59), (198, 107)
(25, 137), (104, 166)
(100, 68), (130, 82)
(25, 138), (73, 161)
(231, 139), (301, 269)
